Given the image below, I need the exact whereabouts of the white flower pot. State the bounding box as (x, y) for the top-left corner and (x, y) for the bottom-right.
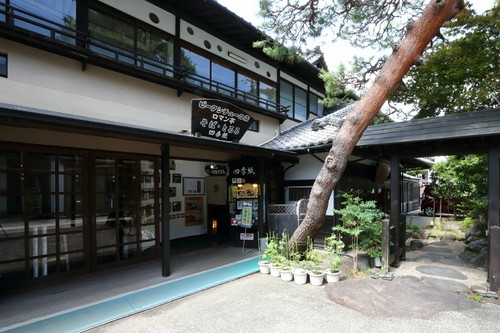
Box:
(279, 269), (294, 282)
(308, 270), (325, 286)
(269, 263), (281, 278)
(258, 260), (270, 274)
(292, 268), (308, 285)
(325, 269), (341, 283)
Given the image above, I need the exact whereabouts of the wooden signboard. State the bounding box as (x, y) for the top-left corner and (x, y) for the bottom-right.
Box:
(191, 99), (254, 142)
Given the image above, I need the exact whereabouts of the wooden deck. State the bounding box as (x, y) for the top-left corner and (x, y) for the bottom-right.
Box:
(0, 244), (259, 331)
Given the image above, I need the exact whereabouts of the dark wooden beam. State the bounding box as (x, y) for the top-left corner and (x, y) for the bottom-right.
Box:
(161, 144), (171, 277)
(390, 154), (401, 267)
(488, 140), (499, 290)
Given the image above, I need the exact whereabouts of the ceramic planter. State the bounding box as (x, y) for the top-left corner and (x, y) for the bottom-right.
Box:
(325, 269), (341, 283)
(279, 268), (294, 282)
(292, 268), (308, 285)
(308, 270), (325, 286)
(258, 260), (270, 274)
(269, 263), (281, 278)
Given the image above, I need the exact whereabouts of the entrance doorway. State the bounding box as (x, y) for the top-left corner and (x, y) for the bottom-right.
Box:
(91, 154), (160, 268)
(0, 145), (160, 288)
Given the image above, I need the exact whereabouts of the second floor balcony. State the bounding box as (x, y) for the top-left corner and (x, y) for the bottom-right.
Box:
(0, 1), (290, 119)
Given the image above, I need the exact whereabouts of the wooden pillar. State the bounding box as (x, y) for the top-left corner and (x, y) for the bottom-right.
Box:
(488, 141), (499, 289)
(161, 145), (171, 277)
(381, 219), (390, 268)
(390, 155), (401, 267)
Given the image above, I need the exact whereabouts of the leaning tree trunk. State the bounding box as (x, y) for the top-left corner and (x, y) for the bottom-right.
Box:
(289, 0), (465, 251)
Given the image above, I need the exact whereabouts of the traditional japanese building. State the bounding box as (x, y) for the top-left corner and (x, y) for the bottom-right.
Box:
(0, 0), (328, 290)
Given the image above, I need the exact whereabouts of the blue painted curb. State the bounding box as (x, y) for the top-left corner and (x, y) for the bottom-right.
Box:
(3, 256), (260, 333)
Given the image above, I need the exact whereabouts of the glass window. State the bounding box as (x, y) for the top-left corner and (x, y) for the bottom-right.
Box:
(248, 120), (259, 132)
(11, 0), (76, 43)
(137, 27), (174, 75)
(317, 99), (324, 117)
(309, 94), (318, 115)
(280, 80), (293, 115)
(89, 9), (135, 64)
(259, 81), (276, 111)
(181, 48), (210, 87)
(211, 62), (235, 96)
(0, 54), (6, 77)
(310, 93), (324, 117)
(237, 73), (258, 104)
(0, 3), (5, 24)
(294, 87), (307, 121)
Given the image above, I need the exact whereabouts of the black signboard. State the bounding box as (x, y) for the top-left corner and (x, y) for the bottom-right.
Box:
(230, 163), (257, 183)
(191, 99), (254, 142)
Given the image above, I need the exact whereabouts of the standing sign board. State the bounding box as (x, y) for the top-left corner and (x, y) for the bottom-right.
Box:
(191, 99), (254, 142)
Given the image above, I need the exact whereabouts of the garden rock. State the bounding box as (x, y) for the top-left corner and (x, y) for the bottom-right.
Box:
(439, 233), (457, 241)
(466, 238), (488, 252)
(412, 230), (430, 240)
(325, 276), (480, 319)
(465, 224), (484, 239)
(409, 239), (424, 249)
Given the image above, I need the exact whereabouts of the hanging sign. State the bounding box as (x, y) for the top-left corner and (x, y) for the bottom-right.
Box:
(205, 164), (227, 176)
(191, 99), (254, 142)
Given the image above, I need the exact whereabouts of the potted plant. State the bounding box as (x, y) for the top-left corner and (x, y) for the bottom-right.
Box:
(262, 233), (287, 277)
(307, 265), (325, 286)
(278, 260), (294, 282)
(292, 261), (308, 285)
(304, 238), (324, 286)
(324, 233), (345, 283)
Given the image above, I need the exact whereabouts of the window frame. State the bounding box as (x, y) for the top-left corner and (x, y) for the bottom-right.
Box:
(0, 54), (7, 78)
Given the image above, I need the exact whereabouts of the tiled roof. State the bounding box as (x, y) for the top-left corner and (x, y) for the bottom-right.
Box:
(261, 104), (355, 151)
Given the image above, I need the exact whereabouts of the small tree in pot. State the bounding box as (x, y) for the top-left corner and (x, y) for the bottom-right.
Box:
(324, 233), (345, 282)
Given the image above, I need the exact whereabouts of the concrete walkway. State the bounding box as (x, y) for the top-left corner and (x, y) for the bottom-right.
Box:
(88, 240), (500, 333)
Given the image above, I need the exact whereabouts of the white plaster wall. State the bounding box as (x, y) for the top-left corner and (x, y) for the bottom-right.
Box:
(284, 153), (335, 216)
(169, 160), (208, 239)
(0, 39), (279, 145)
(286, 153), (326, 180)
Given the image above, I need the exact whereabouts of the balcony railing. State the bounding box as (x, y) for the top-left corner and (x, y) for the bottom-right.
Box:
(0, 2), (290, 115)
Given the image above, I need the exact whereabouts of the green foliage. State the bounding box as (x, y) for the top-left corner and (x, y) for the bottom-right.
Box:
(431, 155), (488, 221)
(392, 5), (500, 117)
(262, 233), (283, 264)
(319, 67), (356, 108)
(324, 233), (345, 272)
(304, 237), (322, 271)
(406, 224), (421, 240)
(333, 193), (385, 268)
(358, 219), (383, 258)
(263, 232), (303, 268)
(467, 293), (483, 302)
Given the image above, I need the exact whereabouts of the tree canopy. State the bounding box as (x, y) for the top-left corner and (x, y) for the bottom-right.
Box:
(431, 155), (488, 221)
(257, 0), (466, 250)
(391, 4), (500, 118)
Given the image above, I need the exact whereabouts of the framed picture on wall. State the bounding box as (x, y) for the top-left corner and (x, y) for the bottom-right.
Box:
(172, 201), (182, 212)
(169, 187), (177, 197)
(172, 173), (182, 183)
(183, 177), (205, 195)
(185, 196), (204, 226)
